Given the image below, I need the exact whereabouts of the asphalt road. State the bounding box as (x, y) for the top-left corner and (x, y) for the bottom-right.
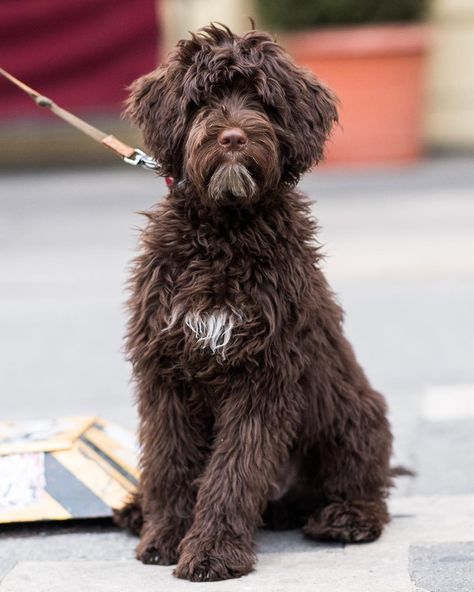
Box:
(1, 157), (474, 590)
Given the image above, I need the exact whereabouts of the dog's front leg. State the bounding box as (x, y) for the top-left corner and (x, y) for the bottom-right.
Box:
(136, 380), (210, 566)
(174, 374), (301, 581)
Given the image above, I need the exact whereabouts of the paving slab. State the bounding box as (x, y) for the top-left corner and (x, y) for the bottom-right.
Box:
(409, 542), (474, 592)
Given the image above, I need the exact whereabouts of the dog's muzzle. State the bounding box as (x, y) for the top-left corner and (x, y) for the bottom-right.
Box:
(208, 162), (257, 201)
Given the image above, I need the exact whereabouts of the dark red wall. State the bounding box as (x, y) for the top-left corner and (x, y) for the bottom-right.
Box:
(0, 0), (159, 120)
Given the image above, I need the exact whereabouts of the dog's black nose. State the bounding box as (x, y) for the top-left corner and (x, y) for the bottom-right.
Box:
(218, 128), (248, 151)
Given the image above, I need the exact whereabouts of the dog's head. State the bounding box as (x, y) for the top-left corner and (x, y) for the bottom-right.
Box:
(126, 24), (338, 205)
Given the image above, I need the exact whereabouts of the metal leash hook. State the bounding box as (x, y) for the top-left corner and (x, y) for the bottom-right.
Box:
(0, 66), (164, 177)
(123, 148), (161, 172)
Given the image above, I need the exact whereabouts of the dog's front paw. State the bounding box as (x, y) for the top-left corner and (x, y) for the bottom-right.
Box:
(174, 535), (255, 581)
(136, 527), (180, 566)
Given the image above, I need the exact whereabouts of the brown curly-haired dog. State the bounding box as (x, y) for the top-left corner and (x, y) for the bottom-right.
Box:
(114, 24), (393, 582)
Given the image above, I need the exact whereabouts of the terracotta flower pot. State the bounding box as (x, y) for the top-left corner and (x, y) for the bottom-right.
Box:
(281, 24), (430, 167)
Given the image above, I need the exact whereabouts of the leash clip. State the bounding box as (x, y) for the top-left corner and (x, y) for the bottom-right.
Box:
(124, 148), (161, 172)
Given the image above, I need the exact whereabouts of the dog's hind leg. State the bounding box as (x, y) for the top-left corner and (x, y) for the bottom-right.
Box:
(301, 387), (392, 544)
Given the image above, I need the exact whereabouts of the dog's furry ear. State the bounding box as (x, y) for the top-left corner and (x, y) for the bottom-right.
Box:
(254, 41), (339, 183)
(291, 70), (339, 173)
(125, 64), (189, 177)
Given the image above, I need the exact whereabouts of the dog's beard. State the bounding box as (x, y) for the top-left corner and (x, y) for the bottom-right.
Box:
(208, 162), (257, 202)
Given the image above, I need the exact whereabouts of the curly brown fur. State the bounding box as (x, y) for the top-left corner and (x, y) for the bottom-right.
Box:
(116, 23), (393, 582)
(113, 494), (143, 536)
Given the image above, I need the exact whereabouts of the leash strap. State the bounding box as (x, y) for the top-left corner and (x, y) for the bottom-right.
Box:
(0, 67), (162, 173)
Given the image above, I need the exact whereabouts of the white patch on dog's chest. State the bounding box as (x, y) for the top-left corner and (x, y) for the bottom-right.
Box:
(183, 310), (240, 357)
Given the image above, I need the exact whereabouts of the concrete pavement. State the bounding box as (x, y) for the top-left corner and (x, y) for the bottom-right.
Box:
(1, 495), (473, 591)
(1, 156), (474, 590)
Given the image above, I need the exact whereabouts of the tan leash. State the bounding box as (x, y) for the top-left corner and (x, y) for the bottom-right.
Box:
(0, 67), (162, 174)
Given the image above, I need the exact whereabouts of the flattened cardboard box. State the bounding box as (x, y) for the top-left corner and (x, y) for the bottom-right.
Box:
(0, 416), (138, 523)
